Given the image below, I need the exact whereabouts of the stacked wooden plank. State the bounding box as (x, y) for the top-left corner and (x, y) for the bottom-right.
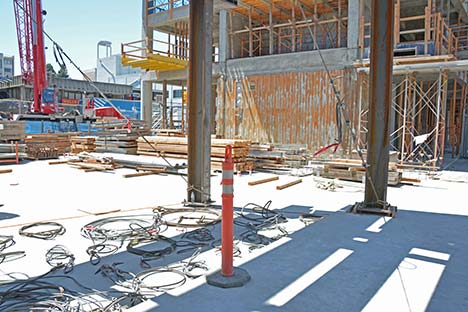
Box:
(319, 159), (402, 186)
(95, 134), (140, 155)
(70, 136), (96, 154)
(92, 118), (147, 131)
(137, 136), (253, 172)
(25, 133), (73, 160)
(0, 121), (26, 141)
(155, 129), (185, 137)
(248, 143), (309, 173)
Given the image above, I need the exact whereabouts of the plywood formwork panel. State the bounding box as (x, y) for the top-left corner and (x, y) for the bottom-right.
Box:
(216, 69), (359, 155)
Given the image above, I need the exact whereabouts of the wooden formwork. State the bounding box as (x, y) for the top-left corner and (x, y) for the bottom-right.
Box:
(216, 69), (360, 156)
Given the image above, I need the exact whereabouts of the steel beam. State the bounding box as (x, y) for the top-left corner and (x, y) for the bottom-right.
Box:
(187, 0), (213, 203)
(362, 0), (395, 213)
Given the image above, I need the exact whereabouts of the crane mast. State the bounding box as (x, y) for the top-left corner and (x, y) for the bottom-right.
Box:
(13, 0), (51, 114)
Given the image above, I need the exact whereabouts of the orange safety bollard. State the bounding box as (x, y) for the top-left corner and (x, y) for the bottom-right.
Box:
(207, 145), (251, 288)
(221, 145), (234, 277)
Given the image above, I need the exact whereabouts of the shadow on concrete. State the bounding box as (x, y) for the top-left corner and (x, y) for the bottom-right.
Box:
(2, 205), (467, 312)
(0, 212), (19, 221)
(442, 152), (468, 173)
(147, 208), (468, 312)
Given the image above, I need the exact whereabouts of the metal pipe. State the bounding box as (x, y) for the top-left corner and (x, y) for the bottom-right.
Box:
(364, 0), (395, 208)
(99, 60), (116, 84)
(187, 0), (213, 203)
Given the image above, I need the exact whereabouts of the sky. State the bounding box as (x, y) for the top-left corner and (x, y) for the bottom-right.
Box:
(0, 0), (142, 79)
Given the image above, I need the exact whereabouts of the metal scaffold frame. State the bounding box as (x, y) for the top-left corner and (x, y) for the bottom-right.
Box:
(358, 69), (468, 169)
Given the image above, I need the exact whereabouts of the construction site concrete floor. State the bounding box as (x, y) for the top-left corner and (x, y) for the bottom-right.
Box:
(0, 157), (467, 311)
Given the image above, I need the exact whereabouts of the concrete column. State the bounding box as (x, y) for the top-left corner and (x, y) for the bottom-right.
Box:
(187, 0), (213, 203)
(219, 10), (229, 64)
(141, 80), (153, 128)
(347, 0), (360, 57)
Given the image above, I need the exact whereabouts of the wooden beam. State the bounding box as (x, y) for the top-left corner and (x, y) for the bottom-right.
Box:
(248, 176), (279, 186)
(123, 171), (163, 178)
(260, 0), (292, 18)
(276, 179), (303, 190)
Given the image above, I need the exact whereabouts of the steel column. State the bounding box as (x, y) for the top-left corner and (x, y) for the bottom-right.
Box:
(162, 80), (168, 129)
(364, 0), (395, 209)
(187, 0), (213, 203)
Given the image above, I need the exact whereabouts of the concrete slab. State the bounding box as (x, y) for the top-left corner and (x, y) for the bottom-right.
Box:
(0, 156), (467, 311)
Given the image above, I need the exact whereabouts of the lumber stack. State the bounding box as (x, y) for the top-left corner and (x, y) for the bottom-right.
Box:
(95, 134), (139, 155)
(319, 159), (402, 186)
(25, 133), (73, 160)
(71, 136), (96, 154)
(155, 129), (185, 137)
(92, 118), (147, 131)
(137, 136), (253, 172)
(0, 121), (26, 141)
(248, 143), (309, 173)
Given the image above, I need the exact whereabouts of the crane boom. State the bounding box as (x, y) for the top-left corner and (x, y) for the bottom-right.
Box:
(13, 0), (52, 114)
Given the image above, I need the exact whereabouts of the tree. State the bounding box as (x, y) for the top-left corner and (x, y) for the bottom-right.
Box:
(46, 63), (56, 75)
(57, 65), (69, 78)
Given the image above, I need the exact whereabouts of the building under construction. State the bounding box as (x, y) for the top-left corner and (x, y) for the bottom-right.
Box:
(0, 1), (468, 311)
(121, 0), (468, 167)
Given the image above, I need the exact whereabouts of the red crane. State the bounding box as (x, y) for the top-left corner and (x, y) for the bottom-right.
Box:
(13, 0), (55, 114)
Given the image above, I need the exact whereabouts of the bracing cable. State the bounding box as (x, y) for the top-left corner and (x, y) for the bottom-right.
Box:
(298, 4), (366, 163)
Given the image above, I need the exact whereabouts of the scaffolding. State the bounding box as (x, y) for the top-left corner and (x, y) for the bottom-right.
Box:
(358, 69), (467, 168)
(231, 0), (348, 58)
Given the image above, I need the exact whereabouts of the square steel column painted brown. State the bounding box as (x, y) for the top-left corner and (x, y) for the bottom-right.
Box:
(364, 0), (395, 207)
(187, 0), (213, 203)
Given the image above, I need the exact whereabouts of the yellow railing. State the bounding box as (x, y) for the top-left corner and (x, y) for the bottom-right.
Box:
(121, 38), (189, 71)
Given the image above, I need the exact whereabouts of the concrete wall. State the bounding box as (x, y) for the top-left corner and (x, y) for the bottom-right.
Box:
(223, 48), (356, 77)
